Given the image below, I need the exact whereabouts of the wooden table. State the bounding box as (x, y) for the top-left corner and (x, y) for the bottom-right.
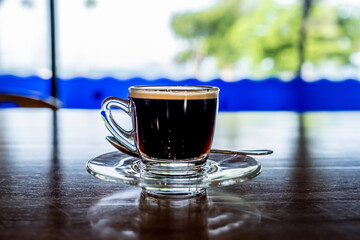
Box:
(0, 109), (359, 239)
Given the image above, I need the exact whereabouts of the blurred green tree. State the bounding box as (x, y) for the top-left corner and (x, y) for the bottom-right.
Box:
(306, 2), (360, 67)
(227, 0), (302, 77)
(171, 0), (360, 80)
(171, 0), (242, 79)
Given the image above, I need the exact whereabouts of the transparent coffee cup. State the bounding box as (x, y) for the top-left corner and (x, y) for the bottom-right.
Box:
(101, 85), (219, 176)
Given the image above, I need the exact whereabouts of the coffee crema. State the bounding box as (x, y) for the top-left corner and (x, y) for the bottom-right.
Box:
(129, 85), (218, 100)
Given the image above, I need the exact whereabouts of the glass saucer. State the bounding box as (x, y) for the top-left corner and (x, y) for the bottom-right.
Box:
(86, 151), (262, 196)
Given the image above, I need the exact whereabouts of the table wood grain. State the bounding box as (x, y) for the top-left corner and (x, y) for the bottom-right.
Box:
(0, 109), (359, 240)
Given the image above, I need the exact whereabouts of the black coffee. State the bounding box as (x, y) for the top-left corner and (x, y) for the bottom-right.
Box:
(131, 96), (217, 160)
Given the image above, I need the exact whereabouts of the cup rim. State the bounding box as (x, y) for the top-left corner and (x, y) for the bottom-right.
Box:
(130, 85), (219, 92)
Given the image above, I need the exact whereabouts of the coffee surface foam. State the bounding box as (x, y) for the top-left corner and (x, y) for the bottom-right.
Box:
(129, 86), (218, 100)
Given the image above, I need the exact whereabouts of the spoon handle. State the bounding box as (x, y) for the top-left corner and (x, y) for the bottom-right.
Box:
(106, 136), (273, 157)
(210, 149), (273, 155)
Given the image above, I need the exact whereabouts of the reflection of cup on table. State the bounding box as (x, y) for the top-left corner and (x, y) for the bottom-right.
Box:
(101, 85), (219, 176)
(87, 189), (261, 240)
(139, 191), (209, 240)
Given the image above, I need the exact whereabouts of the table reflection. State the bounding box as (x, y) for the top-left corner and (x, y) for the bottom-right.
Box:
(87, 189), (261, 240)
(47, 110), (66, 232)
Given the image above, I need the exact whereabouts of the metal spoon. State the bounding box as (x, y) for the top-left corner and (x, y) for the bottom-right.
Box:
(106, 136), (273, 158)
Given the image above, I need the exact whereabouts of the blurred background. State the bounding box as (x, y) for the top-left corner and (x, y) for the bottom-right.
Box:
(0, 0), (360, 111)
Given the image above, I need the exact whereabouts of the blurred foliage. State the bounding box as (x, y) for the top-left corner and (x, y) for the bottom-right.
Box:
(306, 3), (360, 66)
(228, 0), (302, 74)
(171, 0), (360, 79)
(171, 0), (242, 77)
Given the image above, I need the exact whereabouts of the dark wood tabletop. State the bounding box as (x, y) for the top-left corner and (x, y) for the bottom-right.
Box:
(0, 109), (359, 240)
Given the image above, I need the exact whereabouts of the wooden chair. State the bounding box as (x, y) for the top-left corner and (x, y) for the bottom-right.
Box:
(0, 92), (60, 110)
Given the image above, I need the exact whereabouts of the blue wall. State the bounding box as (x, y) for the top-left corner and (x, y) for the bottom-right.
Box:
(1, 75), (360, 111)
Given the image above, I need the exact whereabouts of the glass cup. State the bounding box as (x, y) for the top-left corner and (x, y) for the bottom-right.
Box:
(101, 85), (219, 176)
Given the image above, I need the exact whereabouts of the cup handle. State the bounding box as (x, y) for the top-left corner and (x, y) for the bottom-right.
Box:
(100, 96), (137, 154)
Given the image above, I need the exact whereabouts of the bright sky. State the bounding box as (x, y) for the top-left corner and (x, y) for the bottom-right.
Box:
(57, 0), (217, 78)
(0, 0), (215, 79)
